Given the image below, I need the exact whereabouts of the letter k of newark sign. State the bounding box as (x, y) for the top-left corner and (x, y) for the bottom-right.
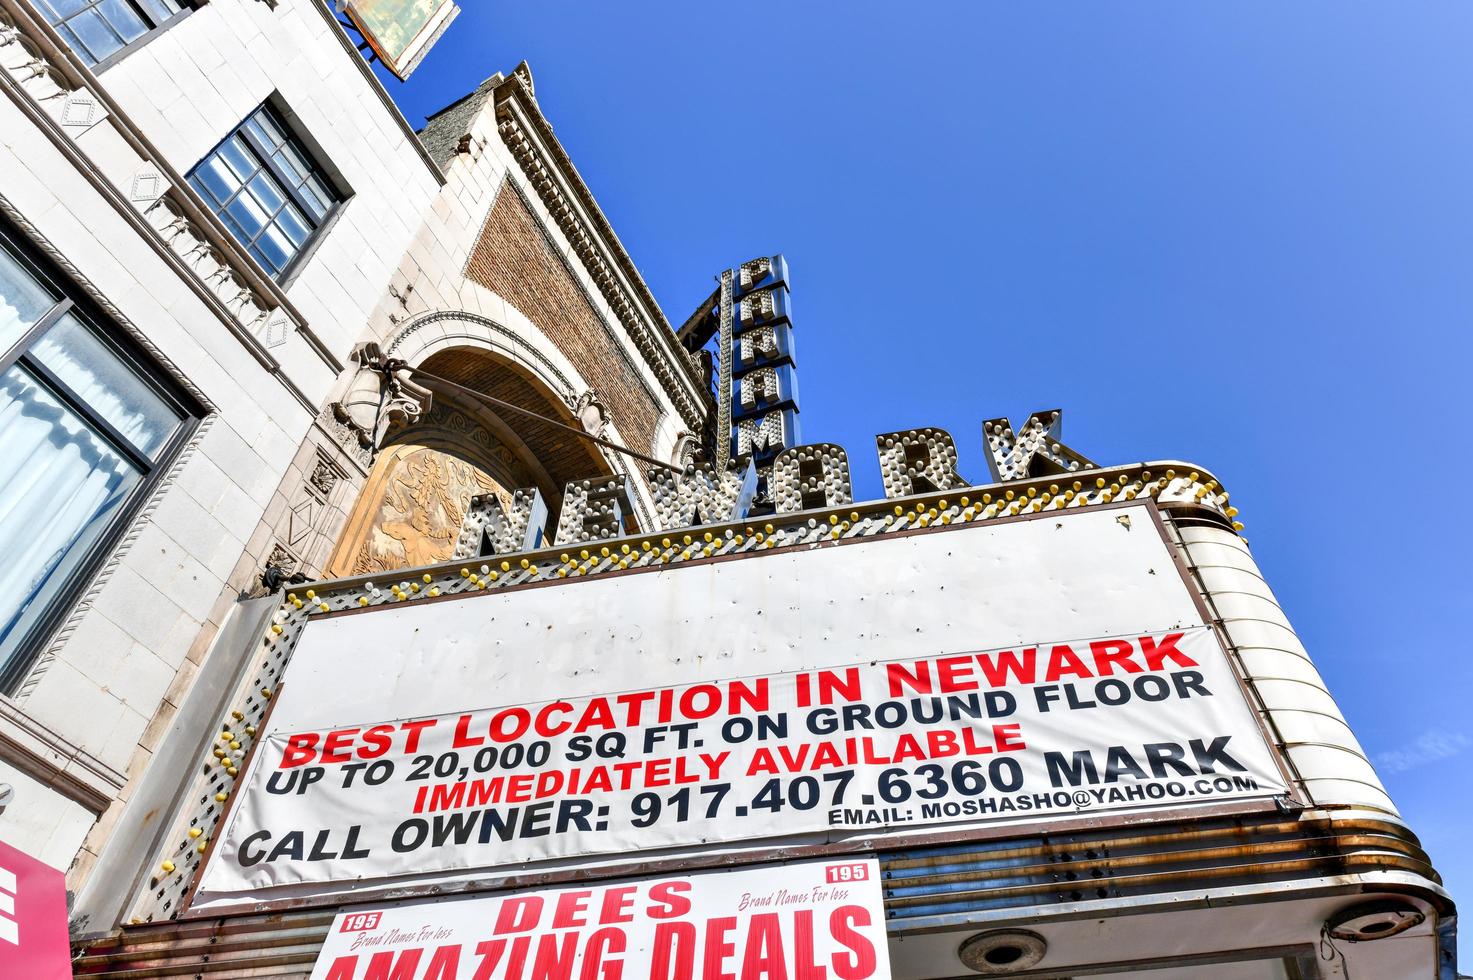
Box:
(309, 860), (890, 980)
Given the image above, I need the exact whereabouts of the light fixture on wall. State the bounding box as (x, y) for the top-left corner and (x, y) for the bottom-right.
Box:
(957, 929), (1048, 974)
(1326, 900), (1427, 942)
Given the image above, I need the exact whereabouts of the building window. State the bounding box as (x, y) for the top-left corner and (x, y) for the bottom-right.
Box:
(33, 0), (188, 70)
(0, 221), (198, 692)
(188, 104), (343, 280)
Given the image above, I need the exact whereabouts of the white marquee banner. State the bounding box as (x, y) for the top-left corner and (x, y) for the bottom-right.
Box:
(309, 859), (890, 980)
(205, 625), (1282, 892)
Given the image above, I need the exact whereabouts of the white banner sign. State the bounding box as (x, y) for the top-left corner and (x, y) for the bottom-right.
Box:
(309, 860), (890, 980)
(208, 626), (1282, 892)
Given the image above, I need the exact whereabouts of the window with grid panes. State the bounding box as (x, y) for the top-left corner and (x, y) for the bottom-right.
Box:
(0, 219), (199, 692)
(187, 104), (343, 280)
(33, 0), (189, 69)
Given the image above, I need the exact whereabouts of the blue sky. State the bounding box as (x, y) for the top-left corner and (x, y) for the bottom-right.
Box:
(379, 1), (1470, 952)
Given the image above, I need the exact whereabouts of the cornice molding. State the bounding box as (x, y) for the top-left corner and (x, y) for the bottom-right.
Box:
(0, 192), (217, 413)
(0, 0), (342, 381)
(0, 697), (123, 812)
(491, 70), (706, 431)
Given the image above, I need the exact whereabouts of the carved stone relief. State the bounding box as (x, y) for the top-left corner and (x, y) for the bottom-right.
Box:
(326, 445), (516, 577)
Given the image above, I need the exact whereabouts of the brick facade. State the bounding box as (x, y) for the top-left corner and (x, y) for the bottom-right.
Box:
(465, 183), (661, 456)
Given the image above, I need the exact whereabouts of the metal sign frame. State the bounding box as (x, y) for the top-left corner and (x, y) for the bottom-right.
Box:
(180, 498), (1301, 918)
(342, 0), (460, 81)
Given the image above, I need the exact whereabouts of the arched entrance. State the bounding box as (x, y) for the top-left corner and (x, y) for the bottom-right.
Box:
(325, 342), (617, 577)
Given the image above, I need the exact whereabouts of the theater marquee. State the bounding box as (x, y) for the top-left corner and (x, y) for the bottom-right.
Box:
(192, 503), (1286, 910)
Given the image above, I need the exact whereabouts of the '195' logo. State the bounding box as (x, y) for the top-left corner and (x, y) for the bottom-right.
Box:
(339, 912), (382, 933)
(824, 863), (869, 884)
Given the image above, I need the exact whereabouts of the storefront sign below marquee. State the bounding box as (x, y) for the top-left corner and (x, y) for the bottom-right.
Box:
(308, 860), (890, 980)
(193, 504), (1284, 908)
(0, 840), (72, 980)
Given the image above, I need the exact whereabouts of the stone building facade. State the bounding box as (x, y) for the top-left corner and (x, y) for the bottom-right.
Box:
(0, 0), (704, 944)
(0, 1), (1457, 977)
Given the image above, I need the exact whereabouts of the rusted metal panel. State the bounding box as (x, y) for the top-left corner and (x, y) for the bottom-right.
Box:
(74, 813), (1444, 978)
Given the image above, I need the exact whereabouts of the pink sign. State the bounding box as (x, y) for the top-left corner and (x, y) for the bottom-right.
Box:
(0, 840), (72, 979)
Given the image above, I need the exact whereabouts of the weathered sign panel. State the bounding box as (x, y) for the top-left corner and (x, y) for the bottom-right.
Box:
(343, 0), (460, 81)
(194, 504), (1284, 909)
(307, 859), (889, 980)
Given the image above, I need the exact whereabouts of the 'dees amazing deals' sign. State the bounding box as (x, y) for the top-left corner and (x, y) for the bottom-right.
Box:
(205, 625), (1284, 893)
(310, 860), (890, 980)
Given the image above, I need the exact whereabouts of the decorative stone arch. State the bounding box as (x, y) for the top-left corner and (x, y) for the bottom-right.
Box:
(326, 310), (654, 576)
(385, 309), (584, 414)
